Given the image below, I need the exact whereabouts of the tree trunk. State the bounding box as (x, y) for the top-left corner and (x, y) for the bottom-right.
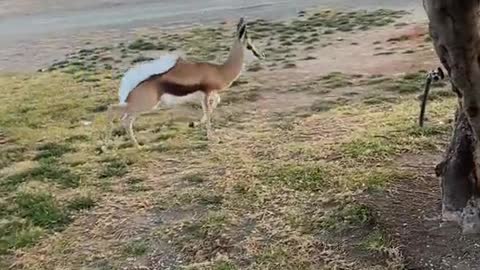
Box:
(424, 0), (480, 234)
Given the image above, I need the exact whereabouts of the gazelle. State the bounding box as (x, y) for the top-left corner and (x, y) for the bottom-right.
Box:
(106, 18), (264, 148)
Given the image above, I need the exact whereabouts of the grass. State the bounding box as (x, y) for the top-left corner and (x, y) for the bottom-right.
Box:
(34, 142), (73, 160)
(340, 137), (398, 162)
(0, 7), (459, 269)
(131, 56), (154, 64)
(371, 71), (425, 94)
(0, 221), (44, 254)
(0, 145), (26, 169)
(127, 39), (157, 51)
(15, 191), (70, 229)
(44, 8), (406, 77)
(261, 164), (332, 191)
(123, 239), (149, 256)
(0, 72), (142, 263)
(0, 68), (456, 268)
(319, 72), (355, 88)
(310, 100), (340, 112)
(182, 174), (206, 184)
(162, 211), (232, 261)
(98, 158), (129, 178)
(362, 229), (388, 252)
(319, 204), (373, 232)
(3, 158), (80, 190)
(66, 195), (96, 211)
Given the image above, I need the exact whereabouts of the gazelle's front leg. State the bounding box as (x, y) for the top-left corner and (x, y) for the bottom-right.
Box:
(200, 96), (208, 125)
(211, 92), (221, 110)
(200, 92), (220, 125)
(202, 94), (213, 136)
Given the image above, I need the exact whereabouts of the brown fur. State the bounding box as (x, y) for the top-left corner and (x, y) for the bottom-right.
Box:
(107, 18), (261, 148)
(124, 57), (236, 114)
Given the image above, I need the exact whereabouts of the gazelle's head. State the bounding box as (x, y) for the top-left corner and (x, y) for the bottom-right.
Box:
(236, 18), (265, 59)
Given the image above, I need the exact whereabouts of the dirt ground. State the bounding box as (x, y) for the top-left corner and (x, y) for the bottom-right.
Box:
(1, 3), (480, 270)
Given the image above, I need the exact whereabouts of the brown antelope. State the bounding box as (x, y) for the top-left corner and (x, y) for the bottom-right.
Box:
(106, 18), (264, 148)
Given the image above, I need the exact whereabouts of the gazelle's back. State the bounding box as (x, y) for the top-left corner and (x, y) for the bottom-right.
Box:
(119, 54), (178, 105)
(158, 59), (226, 94)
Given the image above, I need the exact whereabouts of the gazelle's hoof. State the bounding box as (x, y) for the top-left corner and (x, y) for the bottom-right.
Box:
(100, 145), (109, 153)
(207, 133), (220, 143)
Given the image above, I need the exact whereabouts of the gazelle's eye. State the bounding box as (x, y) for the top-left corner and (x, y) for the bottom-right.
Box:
(247, 45), (252, 50)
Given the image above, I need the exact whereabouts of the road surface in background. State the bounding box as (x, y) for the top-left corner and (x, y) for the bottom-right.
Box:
(0, 0), (422, 71)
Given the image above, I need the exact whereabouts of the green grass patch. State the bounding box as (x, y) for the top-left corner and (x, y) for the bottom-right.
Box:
(3, 159), (80, 190)
(0, 145), (26, 169)
(340, 137), (397, 162)
(34, 142), (73, 160)
(131, 56), (154, 64)
(15, 192), (70, 229)
(209, 261), (238, 270)
(379, 71), (425, 94)
(320, 204), (373, 231)
(362, 96), (398, 105)
(123, 239), (149, 256)
(0, 220), (44, 254)
(361, 229), (388, 252)
(98, 158), (129, 178)
(125, 176), (151, 192)
(347, 168), (413, 191)
(261, 164), (332, 191)
(127, 39), (157, 51)
(319, 72), (354, 89)
(67, 195), (96, 211)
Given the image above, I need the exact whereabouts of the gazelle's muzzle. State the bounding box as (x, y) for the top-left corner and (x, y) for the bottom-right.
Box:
(247, 43), (265, 59)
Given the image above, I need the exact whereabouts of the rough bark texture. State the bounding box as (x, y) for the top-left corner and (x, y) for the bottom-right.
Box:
(435, 107), (475, 219)
(424, 0), (480, 233)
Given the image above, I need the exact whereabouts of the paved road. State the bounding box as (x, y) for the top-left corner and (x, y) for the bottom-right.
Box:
(0, 0), (423, 71)
(0, 0), (422, 42)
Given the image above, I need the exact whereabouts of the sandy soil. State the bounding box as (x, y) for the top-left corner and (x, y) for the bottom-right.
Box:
(0, 0), (422, 72)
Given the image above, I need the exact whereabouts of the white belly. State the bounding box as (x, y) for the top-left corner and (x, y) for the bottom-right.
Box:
(160, 91), (204, 107)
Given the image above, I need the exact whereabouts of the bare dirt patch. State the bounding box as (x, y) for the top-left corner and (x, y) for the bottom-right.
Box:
(362, 152), (480, 270)
(1, 6), (477, 270)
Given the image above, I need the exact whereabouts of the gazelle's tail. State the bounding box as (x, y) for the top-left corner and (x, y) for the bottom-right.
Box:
(118, 54), (179, 104)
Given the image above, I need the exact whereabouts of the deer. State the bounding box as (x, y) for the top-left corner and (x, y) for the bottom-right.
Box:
(105, 18), (264, 148)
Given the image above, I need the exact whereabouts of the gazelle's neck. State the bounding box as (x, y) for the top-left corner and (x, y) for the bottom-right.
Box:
(221, 39), (245, 84)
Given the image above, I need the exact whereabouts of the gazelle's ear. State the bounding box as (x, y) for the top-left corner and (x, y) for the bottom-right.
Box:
(237, 18), (247, 40)
(237, 17), (245, 31)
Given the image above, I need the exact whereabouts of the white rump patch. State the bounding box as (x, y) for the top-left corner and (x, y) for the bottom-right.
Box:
(160, 91), (205, 107)
(118, 54), (179, 104)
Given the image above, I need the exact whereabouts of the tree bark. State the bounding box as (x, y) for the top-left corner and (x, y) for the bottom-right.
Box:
(435, 107), (475, 219)
(424, 0), (480, 233)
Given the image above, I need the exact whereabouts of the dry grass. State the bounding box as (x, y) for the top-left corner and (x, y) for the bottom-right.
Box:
(0, 66), (455, 269)
(0, 8), (458, 270)
(45, 8), (407, 80)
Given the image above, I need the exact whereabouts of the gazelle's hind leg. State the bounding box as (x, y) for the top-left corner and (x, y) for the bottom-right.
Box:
(189, 93), (220, 141)
(122, 114), (140, 148)
(200, 96), (208, 125)
(105, 104), (127, 142)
